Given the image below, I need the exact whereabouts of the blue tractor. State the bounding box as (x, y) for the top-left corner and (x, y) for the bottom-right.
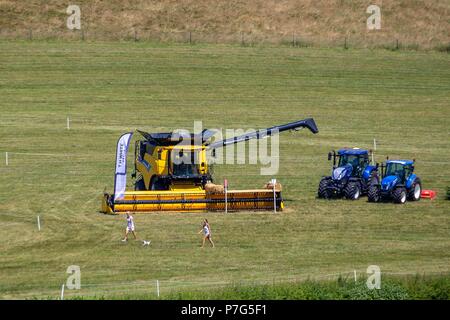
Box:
(368, 159), (422, 204)
(318, 149), (378, 200)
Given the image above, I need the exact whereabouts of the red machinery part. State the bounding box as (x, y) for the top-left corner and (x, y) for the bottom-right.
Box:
(421, 190), (437, 200)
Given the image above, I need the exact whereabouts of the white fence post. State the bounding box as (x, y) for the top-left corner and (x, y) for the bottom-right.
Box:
(271, 178), (277, 213)
(273, 185), (276, 213)
(224, 179), (228, 213)
(67, 117), (70, 130)
(156, 280), (160, 297)
(354, 270), (357, 282)
(37, 216), (41, 231)
(60, 283), (65, 300)
(5, 152), (8, 166)
(225, 189), (227, 213)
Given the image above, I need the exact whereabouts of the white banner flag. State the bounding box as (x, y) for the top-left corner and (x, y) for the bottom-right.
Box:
(113, 132), (133, 201)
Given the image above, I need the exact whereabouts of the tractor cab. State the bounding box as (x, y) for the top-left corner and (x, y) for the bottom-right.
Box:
(330, 149), (370, 181)
(380, 160), (414, 190)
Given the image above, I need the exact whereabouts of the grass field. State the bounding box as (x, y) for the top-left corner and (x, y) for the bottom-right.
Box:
(1, 1), (449, 50)
(0, 40), (449, 299)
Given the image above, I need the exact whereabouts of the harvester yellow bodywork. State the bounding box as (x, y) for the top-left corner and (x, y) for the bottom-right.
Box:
(101, 118), (318, 214)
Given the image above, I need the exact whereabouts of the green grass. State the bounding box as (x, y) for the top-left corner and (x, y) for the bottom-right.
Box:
(160, 274), (450, 300)
(57, 274), (450, 300)
(0, 40), (449, 299)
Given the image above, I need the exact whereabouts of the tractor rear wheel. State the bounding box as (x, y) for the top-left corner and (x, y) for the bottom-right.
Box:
(407, 178), (422, 201)
(344, 182), (361, 200)
(318, 178), (332, 199)
(393, 187), (407, 204)
(368, 185), (380, 202)
(364, 174), (379, 195)
(368, 173), (379, 187)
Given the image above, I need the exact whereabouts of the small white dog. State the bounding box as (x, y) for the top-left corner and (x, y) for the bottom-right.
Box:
(142, 240), (151, 246)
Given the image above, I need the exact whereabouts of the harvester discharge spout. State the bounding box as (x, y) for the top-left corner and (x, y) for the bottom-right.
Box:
(207, 118), (318, 150)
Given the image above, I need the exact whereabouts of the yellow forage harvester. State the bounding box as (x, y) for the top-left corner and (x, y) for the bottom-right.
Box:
(101, 118), (318, 213)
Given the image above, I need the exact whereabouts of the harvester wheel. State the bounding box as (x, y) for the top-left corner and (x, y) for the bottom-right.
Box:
(344, 182), (360, 200)
(407, 178), (422, 201)
(368, 185), (380, 202)
(318, 178), (332, 199)
(135, 178), (146, 191)
(393, 187), (407, 204)
(150, 178), (168, 191)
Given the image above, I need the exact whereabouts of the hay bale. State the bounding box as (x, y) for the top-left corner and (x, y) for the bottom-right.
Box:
(204, 183), (224, 194)
(264, 182), (282, 192)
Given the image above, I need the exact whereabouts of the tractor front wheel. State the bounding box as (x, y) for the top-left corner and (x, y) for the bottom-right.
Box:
(393, 187), (407, 204)
(407, 178), (422, 201)
(318, 178), (332, 199)
(344, 182), (361, 200)
(368, 185), (380, 202)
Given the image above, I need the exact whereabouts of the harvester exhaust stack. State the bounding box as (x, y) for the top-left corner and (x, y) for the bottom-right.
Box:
(101, 117), (318, 213)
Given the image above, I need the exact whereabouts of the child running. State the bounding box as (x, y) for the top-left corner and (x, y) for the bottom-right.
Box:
(198, 218), (215, 248)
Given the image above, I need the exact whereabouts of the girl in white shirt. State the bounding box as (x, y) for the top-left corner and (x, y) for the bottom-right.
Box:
(122, 212), (137, 242)
(198, 219), (215, 248)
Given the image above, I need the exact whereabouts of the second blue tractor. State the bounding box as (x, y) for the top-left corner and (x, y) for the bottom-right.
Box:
(367, 159), (422, 204)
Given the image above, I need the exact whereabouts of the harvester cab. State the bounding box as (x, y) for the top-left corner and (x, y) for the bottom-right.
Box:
(368, 159), (421, 204)
(318, 148), (378, 200)
(133, 131), (213, 191)
(102, 118), (319, 213)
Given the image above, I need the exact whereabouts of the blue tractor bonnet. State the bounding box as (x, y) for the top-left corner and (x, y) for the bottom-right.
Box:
(337, 149), (369, 156)
(332, 164), (353, 181)
(381, 175), (398, 191)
